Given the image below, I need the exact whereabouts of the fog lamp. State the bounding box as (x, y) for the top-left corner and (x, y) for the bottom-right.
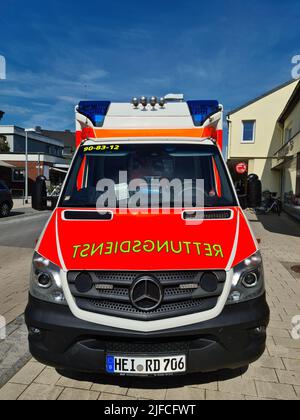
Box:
(228, 291), (241, 303)
(53, 291), (65, 303)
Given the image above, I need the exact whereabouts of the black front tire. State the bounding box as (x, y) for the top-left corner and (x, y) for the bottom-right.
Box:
(0, 202), (11, 218)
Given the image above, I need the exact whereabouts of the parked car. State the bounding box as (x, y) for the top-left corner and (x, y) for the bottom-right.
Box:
(0, 180), (13, 217)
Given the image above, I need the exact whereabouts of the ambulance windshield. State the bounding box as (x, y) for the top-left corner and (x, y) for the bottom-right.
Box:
(59, 143), (237, 208)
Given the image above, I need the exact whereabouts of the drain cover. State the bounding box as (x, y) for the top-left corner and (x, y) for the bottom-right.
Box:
(291, 265), (300, 274)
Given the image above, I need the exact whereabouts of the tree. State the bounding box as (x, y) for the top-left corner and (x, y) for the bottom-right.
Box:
(0, 135), (10, 152)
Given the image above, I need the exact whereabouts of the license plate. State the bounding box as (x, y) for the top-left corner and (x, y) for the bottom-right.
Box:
(106, 355), (186, 375)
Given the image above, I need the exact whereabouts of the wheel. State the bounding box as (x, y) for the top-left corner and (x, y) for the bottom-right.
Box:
(0, 202), (11, 218)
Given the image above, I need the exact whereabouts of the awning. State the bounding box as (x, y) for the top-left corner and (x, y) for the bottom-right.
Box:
(50, 167), (68, 174)
(0, 160), (16, 168)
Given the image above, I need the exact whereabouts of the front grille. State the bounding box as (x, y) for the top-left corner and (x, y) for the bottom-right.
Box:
(67, 270), (226, 321)
(106, 340), (191, 354)
(82, 336), (214, 355)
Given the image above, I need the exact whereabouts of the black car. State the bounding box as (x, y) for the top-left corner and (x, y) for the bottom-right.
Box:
(0, 180), (13, 217)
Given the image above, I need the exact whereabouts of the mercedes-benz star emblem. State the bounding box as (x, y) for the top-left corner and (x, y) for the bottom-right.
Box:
(130, 276), (163, 312)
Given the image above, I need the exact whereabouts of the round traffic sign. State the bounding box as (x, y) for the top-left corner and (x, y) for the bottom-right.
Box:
(235, 162), (248, 175)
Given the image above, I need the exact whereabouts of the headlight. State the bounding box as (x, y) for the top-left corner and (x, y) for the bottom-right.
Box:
(30, 252), (67, 305)
(227, 250), (265, 305)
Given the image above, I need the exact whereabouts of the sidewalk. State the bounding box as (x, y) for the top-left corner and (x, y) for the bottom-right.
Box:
(0, 211), (300, 400)
(8, 198), (38, 220)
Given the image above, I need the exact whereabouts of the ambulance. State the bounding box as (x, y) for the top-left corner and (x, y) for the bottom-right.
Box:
(26, 95), (269, 376)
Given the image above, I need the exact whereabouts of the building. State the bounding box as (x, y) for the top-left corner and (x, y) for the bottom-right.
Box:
(0, 126), (65, 196)
(272, 82), (300, 220)
(227, 80), (299, 193)
(39, 128), (75, 160)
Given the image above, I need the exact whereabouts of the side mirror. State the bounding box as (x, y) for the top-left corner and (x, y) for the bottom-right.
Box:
(247, 174), (262, 208)
(32, 176), (47, 211)
(32, 176), (59, 211)
(237, 174), (262, 209)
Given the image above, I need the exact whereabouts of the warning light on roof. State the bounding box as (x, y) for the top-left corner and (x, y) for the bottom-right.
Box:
(187, 100), (220, 127)
(78, 101), (111, 127)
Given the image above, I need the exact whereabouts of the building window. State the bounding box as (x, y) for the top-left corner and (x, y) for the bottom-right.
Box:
(284, 126), (293, 144)
(12, 168), (25, 182)
(242, 120), (256, 143)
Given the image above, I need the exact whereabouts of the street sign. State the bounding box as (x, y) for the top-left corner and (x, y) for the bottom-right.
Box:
(235, 162), (248, 175)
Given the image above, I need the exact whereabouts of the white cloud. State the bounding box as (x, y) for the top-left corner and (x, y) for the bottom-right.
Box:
(80, 69), (109, 82)
(1, 104), (31, 116)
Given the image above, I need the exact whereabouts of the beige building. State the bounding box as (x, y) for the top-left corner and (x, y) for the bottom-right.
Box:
(273, 82), (300, 219)
(227, 80), (299, 193)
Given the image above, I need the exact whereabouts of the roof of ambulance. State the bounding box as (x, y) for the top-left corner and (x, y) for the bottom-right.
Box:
(102, 102), (195, 129)
(83, 137), (216, 146)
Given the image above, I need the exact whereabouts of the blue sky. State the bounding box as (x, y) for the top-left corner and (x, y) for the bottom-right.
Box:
(0, 0), (299, 134)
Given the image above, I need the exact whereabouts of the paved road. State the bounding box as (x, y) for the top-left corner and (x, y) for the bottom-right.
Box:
(0, 213), (50, 249)
(0, 212), (51, 324)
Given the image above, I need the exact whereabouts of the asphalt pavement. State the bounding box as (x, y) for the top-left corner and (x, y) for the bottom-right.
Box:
(0, 212), (50, 249)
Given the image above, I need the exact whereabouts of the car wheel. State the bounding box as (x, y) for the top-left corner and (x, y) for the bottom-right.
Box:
(0, 203), (11, 218)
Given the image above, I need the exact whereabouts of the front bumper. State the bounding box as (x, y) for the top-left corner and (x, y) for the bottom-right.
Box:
(25, 294), (269, 375)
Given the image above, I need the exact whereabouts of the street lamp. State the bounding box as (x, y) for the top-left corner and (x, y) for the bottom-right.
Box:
(24, 128), (35, 204)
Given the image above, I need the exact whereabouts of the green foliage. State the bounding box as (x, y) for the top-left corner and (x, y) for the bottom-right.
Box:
(0, 135), (10, 152)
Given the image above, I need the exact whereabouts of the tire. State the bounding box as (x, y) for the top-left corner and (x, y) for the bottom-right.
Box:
(0, 202), (11, 218)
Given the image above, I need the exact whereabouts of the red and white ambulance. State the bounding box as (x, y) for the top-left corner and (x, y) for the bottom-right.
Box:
(26, 95), (269, 376)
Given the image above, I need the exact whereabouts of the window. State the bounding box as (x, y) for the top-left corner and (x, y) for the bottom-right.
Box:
(242, 120), (256, 143)
(284, 126), (293, 144)
(59, 143), (237, 209)
(12, 168), (25, 182)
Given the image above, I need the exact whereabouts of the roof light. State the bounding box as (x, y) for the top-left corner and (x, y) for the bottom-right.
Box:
(132, 97), (139, 108)
(78, 101), (111, 127)
(159, 97), (165, 108)
(140, 96), (148, 108)
(150, 96), (158, 109)
(187, 100), (220, 126)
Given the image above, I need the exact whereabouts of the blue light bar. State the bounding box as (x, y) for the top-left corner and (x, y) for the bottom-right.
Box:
(187, 100), (220, 127)
(78, 101), (111, 127)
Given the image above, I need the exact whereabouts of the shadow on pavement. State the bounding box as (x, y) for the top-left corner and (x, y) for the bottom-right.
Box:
(247, 211), (300, 238)
(57, 366), (248, 389)
(6, 211), (26, 218)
